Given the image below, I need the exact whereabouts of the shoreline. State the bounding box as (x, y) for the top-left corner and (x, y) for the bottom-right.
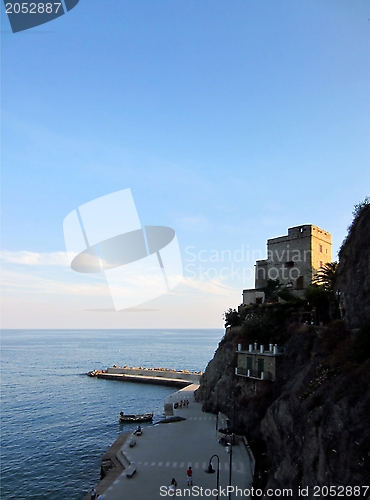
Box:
(82, 432), (130, 500)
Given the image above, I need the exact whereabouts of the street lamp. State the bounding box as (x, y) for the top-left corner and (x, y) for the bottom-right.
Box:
(228, 390), (237, 500)
(228, 433), (233, 500)
(215, 391), (219, 436)
(205, 454), (220, 500)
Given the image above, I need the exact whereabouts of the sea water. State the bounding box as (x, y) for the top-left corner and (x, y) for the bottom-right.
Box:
(0, 329), (223, 500)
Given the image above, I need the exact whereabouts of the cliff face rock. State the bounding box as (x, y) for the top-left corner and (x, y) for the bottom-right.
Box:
(197, 324), (370, 496)
(196, 207), (370, 497)
(338, 203), (370, 329)
(260, 335), (370, 489)
(195, 327), (239, 412)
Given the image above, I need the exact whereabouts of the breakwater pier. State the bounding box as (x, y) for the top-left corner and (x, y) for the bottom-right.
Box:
(87, 366), (202, 387)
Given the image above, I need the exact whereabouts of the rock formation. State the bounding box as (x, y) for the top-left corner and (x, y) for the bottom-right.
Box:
(195, 204), (370, 498)
(338, 203), (370, 329)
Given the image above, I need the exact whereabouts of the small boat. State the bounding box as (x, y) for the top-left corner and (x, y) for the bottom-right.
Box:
(119, 412), (153, 423)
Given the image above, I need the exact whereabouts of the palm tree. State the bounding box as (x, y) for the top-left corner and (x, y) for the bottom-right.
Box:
(312, 262), (338, 293)
(263, 279), (282, 303)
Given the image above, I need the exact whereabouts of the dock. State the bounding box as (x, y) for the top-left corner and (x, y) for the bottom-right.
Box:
(87, 366), (202, 387)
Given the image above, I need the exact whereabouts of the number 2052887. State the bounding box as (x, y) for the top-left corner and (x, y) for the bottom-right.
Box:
(5, 3), (62, 14)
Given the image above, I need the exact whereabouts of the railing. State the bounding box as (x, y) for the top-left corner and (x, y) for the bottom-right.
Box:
(237, 346), (281, 355)
(235, 367), (273, 381)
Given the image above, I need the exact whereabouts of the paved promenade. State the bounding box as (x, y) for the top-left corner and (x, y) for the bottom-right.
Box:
(101, 384), (253, 500)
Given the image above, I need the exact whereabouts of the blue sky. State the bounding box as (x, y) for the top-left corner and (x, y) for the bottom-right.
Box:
(1, 0), (369, 328)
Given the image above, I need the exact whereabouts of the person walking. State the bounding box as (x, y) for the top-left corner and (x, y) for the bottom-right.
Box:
(90, 488), (97, 500)
(186, 466), (193, 486)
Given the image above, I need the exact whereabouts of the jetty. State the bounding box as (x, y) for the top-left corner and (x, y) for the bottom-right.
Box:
(87, 366), (202, 387)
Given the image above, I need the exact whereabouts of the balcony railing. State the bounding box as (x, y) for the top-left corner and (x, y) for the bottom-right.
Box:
(236, 345), (282, 355)
(235, 367), (273, 381)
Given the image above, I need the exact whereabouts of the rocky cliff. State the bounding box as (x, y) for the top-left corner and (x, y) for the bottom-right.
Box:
(195, 204), (370, 498)
(338, 203), (370, 329)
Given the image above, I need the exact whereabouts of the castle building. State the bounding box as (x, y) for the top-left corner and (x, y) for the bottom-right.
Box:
(243, 224), (332, 304)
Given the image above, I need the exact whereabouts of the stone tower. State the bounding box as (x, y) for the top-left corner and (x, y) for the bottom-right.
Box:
(242, 224), (332, 304)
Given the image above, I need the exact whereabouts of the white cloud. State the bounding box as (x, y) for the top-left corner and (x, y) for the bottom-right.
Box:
(1, 270), (109, 297)
(175, 277), (238, 297)
(1, 250), (72, 266)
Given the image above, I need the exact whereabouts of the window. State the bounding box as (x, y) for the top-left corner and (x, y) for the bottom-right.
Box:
(319, 261), (323, 268)
(296, 276), (304, 290)
(319, 245), (323, 253)
(247, 357), (253, 370)
(257, 358), (265, 376)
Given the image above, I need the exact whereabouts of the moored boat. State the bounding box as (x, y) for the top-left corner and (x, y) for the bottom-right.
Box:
(119, 412), (153, 423)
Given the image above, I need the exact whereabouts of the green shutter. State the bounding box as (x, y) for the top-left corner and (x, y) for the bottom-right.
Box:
(247, 357), (253, 370)
(257, 358), (264, 376)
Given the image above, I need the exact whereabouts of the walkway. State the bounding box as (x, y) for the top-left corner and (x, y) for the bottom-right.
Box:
(101, 384), (253, 500)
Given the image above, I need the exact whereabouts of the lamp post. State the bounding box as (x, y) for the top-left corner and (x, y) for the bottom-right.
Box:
(228, 434), (233, 500)
(227, 391), (236, 500)
(215, 391), (219, 436)
(205, 454), (220, 500)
